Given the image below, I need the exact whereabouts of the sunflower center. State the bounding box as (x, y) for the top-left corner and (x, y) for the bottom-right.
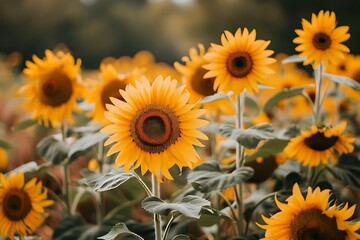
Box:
(39, 73), (73, 107)
(303, 132), (338, 151)
(290, 208), (346, 240)
(312, 33), (332, 50)
(226, 52), (253, 78)
(191, 66), (216, 96)
(3, 190), (32, 221)
(101, 80), (127, 108)
(131, 105), (180, 153)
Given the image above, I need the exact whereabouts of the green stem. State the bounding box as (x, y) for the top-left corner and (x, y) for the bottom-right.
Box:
(133, 171), (152, 197)
(235, 91), (246, 237)
(162, 212), (181, 240)
(97, 141), (105, 221)
(152, 174), (162, 240)
(61, 122), (71, 215)
(217, 191), (239, 236)
(314, 62), (324, 124)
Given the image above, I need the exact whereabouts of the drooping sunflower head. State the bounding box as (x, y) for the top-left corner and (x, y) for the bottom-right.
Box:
(284, 122), (355, 166)
(174, 44), (233, 115)
(101, 76), (208, 182)
(258, 183), (360, 240)
(86, 63), (134, 124)
(294, 10), (350, 68)
(18, 50), (83, 127)
(203, 28), (276, 95)
(0, 172), (53, 239)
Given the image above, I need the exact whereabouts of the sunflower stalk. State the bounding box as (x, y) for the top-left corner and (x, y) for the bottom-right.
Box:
(152, 174), (162, 240)
(235, 90), (246, 237)
(314, 61), (324, 124)
(61, 122), (72, 216)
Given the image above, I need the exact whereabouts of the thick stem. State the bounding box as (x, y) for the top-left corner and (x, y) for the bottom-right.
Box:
(152, 174), (162, 240)
(235, 91), (246, 237)
(162, 212), (180, 240)
(314, 62), (324, 124)
(61, 122), (71, 215)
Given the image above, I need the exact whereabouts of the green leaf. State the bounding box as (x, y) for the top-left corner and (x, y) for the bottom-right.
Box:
(12, 119), (37, 131)
(187, 160), (254, 193)
(36, 134), (69, 165)
(172, 235), (190, 240)
(281, 54), (306, 64)
(0, 139), (12, 149)
(86, 168), (134, 192)
(9, 161), (39, 174)
(141, 195), (210, 219)
(245, 93), (260, 116)
(245, 139), (289, 162)
(68, 132), (109, 160)
(323, 73), (360, 91)
(326, 154), (360, 188)
(263, 85), (314, 114)
(98, 223), (143, 240)
(199, 91), (232, 104)
(220, 123), (274, 149)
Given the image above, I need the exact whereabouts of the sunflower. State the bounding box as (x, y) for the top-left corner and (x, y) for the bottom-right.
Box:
(203, 28), (276, 95)
(283, 122), (355, 166)
(175, 44), (233, 115)
(101, 76), (208, 181)
(258, 183), (360, 240)
(0, 172), (53, 239)
(293, 10), (350, 68)
(18, 50), (83, 127)
(0, 147), (7, 171)
(86, 63), (134, 124)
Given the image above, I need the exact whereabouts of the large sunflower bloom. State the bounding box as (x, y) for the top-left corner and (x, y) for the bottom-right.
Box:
(0, 172), (53, 239)
(283, 122), (355, 166)
(293, 10), (350, 68)
(86, 63), (134, 124)
(203, 28), (276, 95)
(19, 50), (83, 127)
(101, 76), (208, 181)
(258, 183), (360, 240)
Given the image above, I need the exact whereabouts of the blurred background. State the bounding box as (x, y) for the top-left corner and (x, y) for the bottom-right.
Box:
(1, 0), (360, 69)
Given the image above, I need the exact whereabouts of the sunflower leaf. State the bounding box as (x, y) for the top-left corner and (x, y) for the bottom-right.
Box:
(323, 73), (360, 91)
(12, 118), (37, 131)
(281, 54), (307, 64)
(326, 154), (360, 188)
(199, 91), (232, 104)
(0, 139), (12, 149)
(172, 235), (190, 240)
(86, 168), (134, 192)
(263, 85), (314, 114)
(68, 132), (109, 161)
(187, 160), (254, 193)
(141, 195), (210, 219)
(36, 134), (69, 165)
(98, 222), (143, 240)
(245, 138), (289, 162)
(220, 123), (274, 149)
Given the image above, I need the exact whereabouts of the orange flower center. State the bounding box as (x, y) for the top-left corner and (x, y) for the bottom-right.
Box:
(304, 132), (339, 151)
(312, 33), (332, 50)
(290, 208), (346, 240)
(3, 190), (32, 221)
(39, 73), (73, 107)
(101, 80), (127, 108)
(131, 105), (180, 153)
(226, 52), (253, 78)
(191, 66), (216, 96)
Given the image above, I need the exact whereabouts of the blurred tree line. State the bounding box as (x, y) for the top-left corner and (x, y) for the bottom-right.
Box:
(1, 0), (359, 69)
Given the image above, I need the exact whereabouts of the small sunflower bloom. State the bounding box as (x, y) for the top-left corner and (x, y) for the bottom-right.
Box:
(101, 76), (208, 182)
(284, 122), (355, 166)
(203, 28), (276, 95)
(258, 183), (360, 240)
(18, 50), (83, 127)
(293, 10), (350, 68)
(0, 172), (53, 239)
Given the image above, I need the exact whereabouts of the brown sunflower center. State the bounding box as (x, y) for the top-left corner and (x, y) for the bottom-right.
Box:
(191, 66), (216, 96)
(303, 132), (339, 151)
(290, 208), (346, 240)
(101, 80), (127, 108)
(131, 104), (180, 153)
(3, 189), (32, 221)
(226, 52), (253, 78)
(312, 33), (332, 50)
(39, 73), (73, 107)
(352, 70), (360, 84)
